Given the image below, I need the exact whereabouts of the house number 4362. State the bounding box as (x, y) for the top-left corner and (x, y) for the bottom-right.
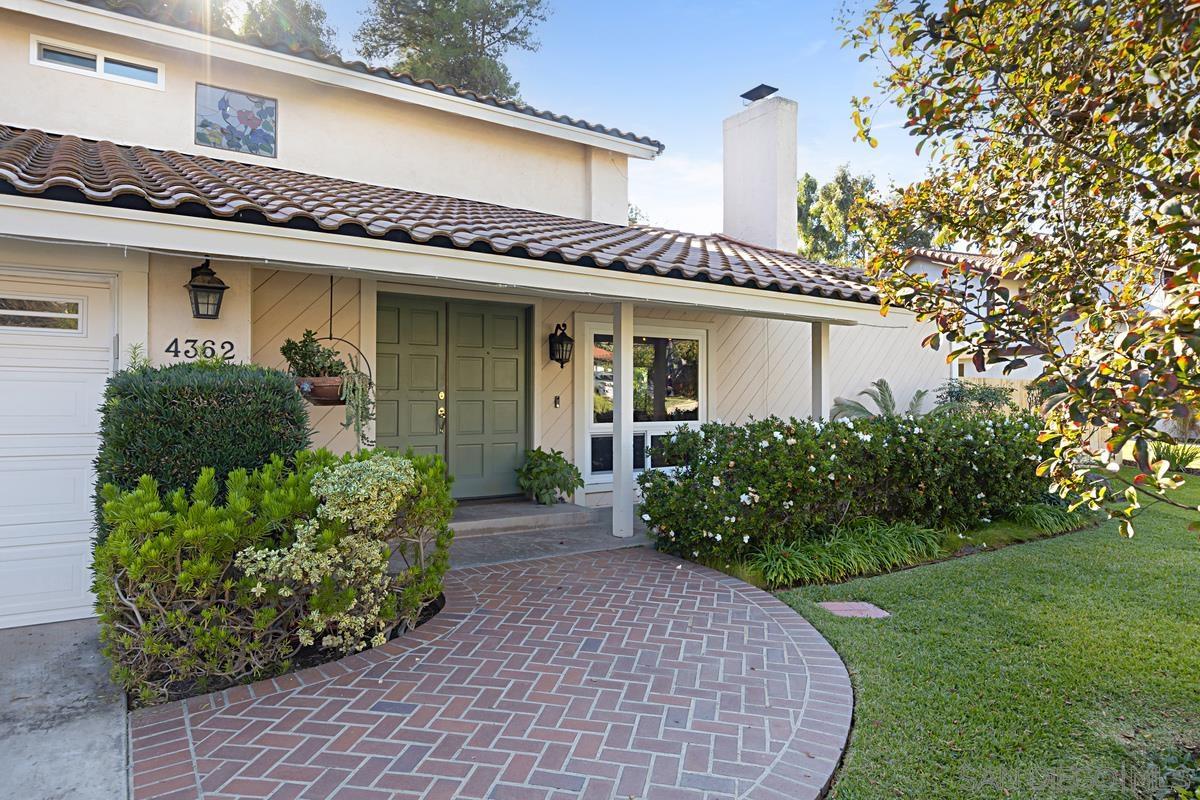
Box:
(164, 338), (236, 360)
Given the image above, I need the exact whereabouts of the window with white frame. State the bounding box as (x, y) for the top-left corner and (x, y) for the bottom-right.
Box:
(580, 319), (706, 483)
(31, 36), (163, 89)
(0, 295), (85, 333)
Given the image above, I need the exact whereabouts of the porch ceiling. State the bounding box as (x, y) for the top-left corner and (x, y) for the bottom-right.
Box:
(0, 125), (882, 308)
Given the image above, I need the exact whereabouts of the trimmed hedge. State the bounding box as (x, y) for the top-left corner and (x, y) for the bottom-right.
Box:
(639, 411), (1047, 565)
(95, 361), (310, 541)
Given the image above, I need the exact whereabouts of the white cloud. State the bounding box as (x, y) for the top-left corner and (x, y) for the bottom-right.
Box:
(628, 153), (723, 235)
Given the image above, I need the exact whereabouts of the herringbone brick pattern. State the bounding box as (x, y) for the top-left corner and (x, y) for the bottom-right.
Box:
(129, 548), (852, 800)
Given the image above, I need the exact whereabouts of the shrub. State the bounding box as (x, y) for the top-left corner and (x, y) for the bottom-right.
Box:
(748, 519), (944, 588)
(94, 361), (310, 542)
(93, 449), (454, 705)
(516, 447), (584, 505)
(639, 411), (1046, 565)
(935, 378), (1016, 414)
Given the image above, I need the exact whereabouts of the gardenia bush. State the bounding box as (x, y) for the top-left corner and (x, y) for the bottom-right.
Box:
(93, 449), (454, 705)
(639, 411), (1046, 570)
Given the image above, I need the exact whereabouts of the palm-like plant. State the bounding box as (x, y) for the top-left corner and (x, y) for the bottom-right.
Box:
(831, 378), (930, 420)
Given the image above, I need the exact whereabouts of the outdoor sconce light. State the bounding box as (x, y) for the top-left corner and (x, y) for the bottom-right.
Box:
(548, 322), (574, 368)
(185, 259), (228, 319)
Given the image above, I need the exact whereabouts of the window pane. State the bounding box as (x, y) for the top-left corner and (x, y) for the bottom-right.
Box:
(0, 313), (78, 331)
(593, 333), (700, 423)
(104, 58), (158, 84)
(39, 45), (96, 71)
(0, 298), (79, 314)
(591, 435), (612, 473)
(589, 434), (646, 474)
(593, 334), (614, 423)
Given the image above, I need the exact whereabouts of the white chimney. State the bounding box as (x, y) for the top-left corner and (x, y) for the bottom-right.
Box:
(722, 91), (798, 253)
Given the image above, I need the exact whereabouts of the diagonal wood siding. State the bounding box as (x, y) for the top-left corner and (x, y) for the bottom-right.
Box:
(251, 269), (361, 453)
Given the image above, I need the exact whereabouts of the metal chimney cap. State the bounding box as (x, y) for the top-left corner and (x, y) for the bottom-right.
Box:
(740, 84), (779, 102)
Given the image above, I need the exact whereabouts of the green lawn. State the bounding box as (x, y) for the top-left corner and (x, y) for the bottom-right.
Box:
(780, 483), (1200, 799)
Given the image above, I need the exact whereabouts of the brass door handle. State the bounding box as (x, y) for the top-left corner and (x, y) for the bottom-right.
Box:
(437, 406), (446, 433)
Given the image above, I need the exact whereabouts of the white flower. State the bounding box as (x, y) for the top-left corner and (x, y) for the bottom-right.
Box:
(786, 438), (797, 446)
(712, 476), (722, 487)
(693, 550), (700, 557)
(976, 492), (986, 499)
(773, 431), (784, 441)
(714, 534), (722, 542)
(641, 513), (651, 521)
(760, 440), (770, 449)
(809, 465), (817, 473)
(740, 493), (752, 505)
(742, 535), (750, 544)
(828, 473), (836, 480)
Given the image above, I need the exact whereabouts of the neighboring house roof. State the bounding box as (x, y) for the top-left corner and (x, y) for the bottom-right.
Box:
(65, 0), (666, 155)
(0, 125), (878, 303)
(908, 247), (1003, 274)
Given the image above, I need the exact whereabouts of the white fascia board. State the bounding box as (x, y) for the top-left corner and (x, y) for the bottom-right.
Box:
(3, 0), (661, 160)
(0, 195), (907, 326)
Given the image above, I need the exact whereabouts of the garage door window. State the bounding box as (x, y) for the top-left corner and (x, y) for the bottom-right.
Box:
(0, 296), (83, 332)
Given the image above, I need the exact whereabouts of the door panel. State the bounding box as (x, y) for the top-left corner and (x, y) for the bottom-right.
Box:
(375, 296), (528, 498)
(0, 274), (112, 628)
(447, 303), (526, 498)
(375, 296), (446, 458)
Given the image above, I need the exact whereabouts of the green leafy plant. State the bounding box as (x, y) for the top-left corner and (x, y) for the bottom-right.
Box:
(640, 411), (1047, 565)
(93, 449), (455, 705)
(280, 329), (346, 377)
(516, 447), (584, 505)
(94, 361), (310, 543)
(340, 354), (375, 449)
(1007, 503), (1088, 535)
(748, 519), (944, 589)
(1153, 441), (1200, 473)
(832, 377), (934, 420)
(935, 379), (1016, 415)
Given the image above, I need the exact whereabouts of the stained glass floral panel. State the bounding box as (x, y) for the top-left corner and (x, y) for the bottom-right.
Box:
(195, 83), (278, 157)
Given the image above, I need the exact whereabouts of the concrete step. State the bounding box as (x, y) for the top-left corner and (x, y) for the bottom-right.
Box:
(449, 500), (602, 538)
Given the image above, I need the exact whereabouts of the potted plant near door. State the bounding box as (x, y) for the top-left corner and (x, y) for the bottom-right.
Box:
(281, 329), (346, 405)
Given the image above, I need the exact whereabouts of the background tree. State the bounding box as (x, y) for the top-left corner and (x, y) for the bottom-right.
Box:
(355, 0), (549, 99)
(845, 0), (1200, 533)
(797, 165), (930, 265)
(242, 0), (337, 53)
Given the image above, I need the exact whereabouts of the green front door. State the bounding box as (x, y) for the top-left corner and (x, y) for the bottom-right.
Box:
(376, 295), (526, 498)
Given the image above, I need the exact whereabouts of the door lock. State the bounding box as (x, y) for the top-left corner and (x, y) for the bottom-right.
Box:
(438, 391), (445, 400)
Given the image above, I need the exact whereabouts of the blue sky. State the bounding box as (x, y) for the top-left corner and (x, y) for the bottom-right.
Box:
(320, 0), (929, 233)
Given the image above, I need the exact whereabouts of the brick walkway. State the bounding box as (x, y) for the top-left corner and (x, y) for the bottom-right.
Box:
(130, 548), (852, 800)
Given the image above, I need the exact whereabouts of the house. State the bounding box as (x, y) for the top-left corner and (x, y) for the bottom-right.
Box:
(0, 0), (948, 629)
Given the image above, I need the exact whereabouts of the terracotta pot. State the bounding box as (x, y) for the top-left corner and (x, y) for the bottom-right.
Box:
(295, 376), (344, 406)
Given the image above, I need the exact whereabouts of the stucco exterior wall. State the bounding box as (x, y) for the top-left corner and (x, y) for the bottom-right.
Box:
(147, 255), (251, 367)
(0, 10), (629, 222)
(250, 268), (361, 453)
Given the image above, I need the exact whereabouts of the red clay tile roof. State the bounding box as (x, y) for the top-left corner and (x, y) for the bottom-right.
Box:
(908, 247), (1003, 274)
(0, 125), (879, 303)
(66, 0), (665, 154)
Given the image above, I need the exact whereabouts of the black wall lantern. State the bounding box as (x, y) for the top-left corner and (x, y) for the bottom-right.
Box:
(548, 322), (574, 368)
(185, 259), (228, 319)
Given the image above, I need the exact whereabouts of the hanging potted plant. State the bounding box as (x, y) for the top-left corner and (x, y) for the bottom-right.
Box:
(281, 329), (346, 405)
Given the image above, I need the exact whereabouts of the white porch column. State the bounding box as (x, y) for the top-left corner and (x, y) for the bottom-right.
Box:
(612, 301), (635, 537)
(811, 321), (831, 420)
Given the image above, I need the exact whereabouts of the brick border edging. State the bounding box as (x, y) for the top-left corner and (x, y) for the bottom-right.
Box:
(129, 578), (481, 800)
(662, 553), (856, 799)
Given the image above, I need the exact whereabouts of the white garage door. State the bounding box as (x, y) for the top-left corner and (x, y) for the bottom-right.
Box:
(0, 272), (113, 629)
